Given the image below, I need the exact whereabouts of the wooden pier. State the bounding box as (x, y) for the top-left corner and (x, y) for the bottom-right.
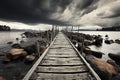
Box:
(23, 32), (101, 80)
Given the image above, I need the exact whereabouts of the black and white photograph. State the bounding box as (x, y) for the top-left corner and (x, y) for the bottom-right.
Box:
(0, 0), (120, 80)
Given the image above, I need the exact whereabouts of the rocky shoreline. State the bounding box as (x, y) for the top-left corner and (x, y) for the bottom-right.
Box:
(66, 32), (120, 80)
(0, 30), (58, 80)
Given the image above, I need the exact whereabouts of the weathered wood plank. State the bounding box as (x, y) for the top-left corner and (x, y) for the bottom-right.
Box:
(37, 65), (88, 73)
(45, 55), (78, 57)
(41, 59), (84, 65)
(35, 73), (94, 80)
(50, 44), (72, 49)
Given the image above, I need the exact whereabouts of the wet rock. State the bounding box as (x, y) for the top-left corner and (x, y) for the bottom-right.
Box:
(105, 40), (114, 44)
(93, 36), (103, 46)
(115, 39), (120, 44)
(77, 42), (84, 51)
(24, 44), (37, 54)
(105, 35), (108, 37)
(83, 48), (104, 58)
(108, 53), (120, 65)
(72, 40), (77, 45)
(11, 43), (21, 48)
(7, 48), (27, 60)
(0, 77), (6, 80)
(7, 41), (13, 44)
(39, 46), (47, 54)
(107, 59), (120, 73)
(2, 57), (11, 63)
(86, 55), (117, 80)
(84, 40), (93, 46)
(25, 55), (35, 63)
(84, 34), (94, 41)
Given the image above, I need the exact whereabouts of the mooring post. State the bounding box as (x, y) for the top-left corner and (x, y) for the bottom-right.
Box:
(80, 33), (85, 54)
(70, 26), (73, 40)
(36, 41), (40, 57)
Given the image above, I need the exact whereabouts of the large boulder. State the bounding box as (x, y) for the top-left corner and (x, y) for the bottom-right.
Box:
(7, 48), (27, 60)
(0, 77), (6, 80)
(83, 48), (104, 58)
(105, 40), (114, 44)
(115, 39), (120, 44)
(86, 55), (117, 80)
(24, 55), (36, 63)
(24, 44), (37, 54)
(108, 53), (120, 65)
(11, 43), (21, 48)
(84, 40), (93, 46)
(93, 35), (103, 46)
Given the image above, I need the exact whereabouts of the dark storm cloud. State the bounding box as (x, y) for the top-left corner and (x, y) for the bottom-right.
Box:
(0, 0), (72, 25)
(0, 0), (119, 27)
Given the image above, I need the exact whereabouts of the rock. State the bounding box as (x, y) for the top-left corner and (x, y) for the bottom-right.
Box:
(93, 36), (103, 46)
(92, 51), (104, 58)
(72, 40), (77, 45)
(108, 53), (120, 65)
(0, 77), (6, 80)
(25, 55), (35, 63)
(12, 43), (21, 48)
(105, 40), (114, 44)
(7, 48), (27, 60)
(86, 55), (117, 80)
(107, 59), (120, 73)
(84, 34), (94, 41)
(39, 46), (47, 54)
(2, 57), (11, 63)
(115, 39), (120, 44)
(7, 41), (13, 44)
(84, 40), (93, 46)
(77, 42), (84, 51)
(83, 47), (91, 54)
(105, 35), (108, 37)
(24, 44), (37, 54)
(83, 48), (104, 58)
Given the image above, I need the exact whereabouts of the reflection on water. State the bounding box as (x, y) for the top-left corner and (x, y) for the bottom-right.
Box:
(78, 31), (120, 61)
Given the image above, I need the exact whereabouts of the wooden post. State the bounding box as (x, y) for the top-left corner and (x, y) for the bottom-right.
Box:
(80, 33), (84, 54)
(70, 26), (73, 40)
(36, 41), (40, 57)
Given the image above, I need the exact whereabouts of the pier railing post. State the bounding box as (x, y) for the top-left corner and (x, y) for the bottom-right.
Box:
(80, 34), (84, 54)
(36, 41), (40, 57)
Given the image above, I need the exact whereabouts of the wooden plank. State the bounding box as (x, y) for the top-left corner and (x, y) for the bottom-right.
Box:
(36, 65), (88, 73)
(47, 49), (76, 54)
(35, 73), (95, 80)
(41, 59), (84, 65)
(50, 44), (72, 48)
(44, 57), (81, 60)
(45, 55), (78, 58)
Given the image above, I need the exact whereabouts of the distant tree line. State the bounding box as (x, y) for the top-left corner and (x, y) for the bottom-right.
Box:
(102, 26), (120, 31)
(0, 25), (11, 31)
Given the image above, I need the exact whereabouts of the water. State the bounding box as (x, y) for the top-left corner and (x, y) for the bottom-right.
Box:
(0, 31), (33, 80)
(78, 31), (120, 61)
(0, 31), (24, 48)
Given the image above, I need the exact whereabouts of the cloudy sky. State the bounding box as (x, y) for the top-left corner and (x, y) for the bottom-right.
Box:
(0, 0), (120, 30)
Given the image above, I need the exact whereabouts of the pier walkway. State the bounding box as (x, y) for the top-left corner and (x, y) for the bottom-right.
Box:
(23, 32), (101, 80)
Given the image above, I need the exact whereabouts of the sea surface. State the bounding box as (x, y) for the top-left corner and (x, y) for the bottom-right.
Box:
(77, 31), (120, 61)
(0, 31), (33, 80)
(0, 31), (24, 48)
